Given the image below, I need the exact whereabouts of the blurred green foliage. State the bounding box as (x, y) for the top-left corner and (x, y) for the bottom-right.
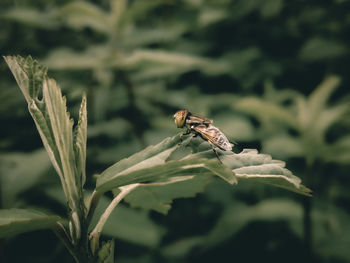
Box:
(1, 0), (350, 262)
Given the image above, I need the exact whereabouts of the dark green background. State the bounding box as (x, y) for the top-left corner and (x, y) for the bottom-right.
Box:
(1, 0), (350, 262)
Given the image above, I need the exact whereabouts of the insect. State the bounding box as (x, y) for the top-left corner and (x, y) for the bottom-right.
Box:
(173, 109), (233, 162)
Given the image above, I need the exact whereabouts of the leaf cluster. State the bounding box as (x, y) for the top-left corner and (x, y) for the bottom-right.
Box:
(0, 56), (310, 262)
(1, 0), (350, 262)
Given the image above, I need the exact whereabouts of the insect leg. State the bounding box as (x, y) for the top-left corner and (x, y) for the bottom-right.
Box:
(179, 128), (191, 143)
(211, 146), (223, 164)
(178, 129), (194, 147)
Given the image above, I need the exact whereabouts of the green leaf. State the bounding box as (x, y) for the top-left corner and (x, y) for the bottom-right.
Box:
(90, 196), (165, 247)
(162, 199), (303, 258)
(262, 134), (304, 159)
(181, 141), (310, 196)
(299, 37), (347, 62)
(325, 135), (350, 164)
(0, 150), (51, 207)
(223, 149), (311, 196)
(122, 27), (184, 48)
(96, 134), (237, 191)
(122, 0), (163, 22)
(43, 46), (107, 70)
(112, 49), (230, 75)
(98, 134), (309, 197)
(312, 203), (350, 262)
(198, 8), (228, 27)
(97, 239), (115, 263)
(298, 75), (342, 133)
(234, 97), (298, 129)
(43, 47), (227, 76)
(231, 0), (262, 20)
(259, 0), (283, 17)
(296, 76), (347, 145)
(308, 75), (341, 115)
(42, 77), (79, 207)
(4, 56), (85, 219)
(123, 175), (212, 214)
(3, 55), (47, 103)
(97, 156), (237, 192)
(109, 0), (126, 29)
(4, 56), (62, 185)
(313, 104), (349, 139)
(74, 93), (87, 187)
(164, 199), (350, 261)
(58, 1), (110, 33)
(96, 134), (184, 191)
(88, 118), (131, 139)
(0, 209), (61, 238)
(1, 8), (59, 29)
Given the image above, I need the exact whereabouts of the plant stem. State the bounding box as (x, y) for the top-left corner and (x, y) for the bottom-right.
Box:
(53, 222), (79, 262)
(89, 184), (139, 252)
(303, 157), (314, 261)
(117, 70), (146, 147)
(86, 190), (103, 227)
(303, 195), (312, 256)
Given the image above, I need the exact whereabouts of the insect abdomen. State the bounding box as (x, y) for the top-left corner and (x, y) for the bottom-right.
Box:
(193, 125), (232, 151)
(210, 126), (232, 151)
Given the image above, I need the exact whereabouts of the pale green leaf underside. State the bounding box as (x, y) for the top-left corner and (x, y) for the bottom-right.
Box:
(96, 134), (237, 192)
(97, 156), (236, 192)
(0, 209), (61, 238)
(123, 176), (212, 214)
(185, 144), (311, 196)
(223, 149), (311, 196)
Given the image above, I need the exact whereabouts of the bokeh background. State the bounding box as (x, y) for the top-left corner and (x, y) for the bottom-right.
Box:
(1, 0), (350, 262)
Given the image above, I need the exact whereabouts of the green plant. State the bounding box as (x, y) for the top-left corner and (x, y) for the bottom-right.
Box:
(234, 78), (350, 260)
(0, 55), (310, 262)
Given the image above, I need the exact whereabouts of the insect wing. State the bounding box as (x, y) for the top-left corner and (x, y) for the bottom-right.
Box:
(187, 114), (213, 126)
(193, 125), (232, 151)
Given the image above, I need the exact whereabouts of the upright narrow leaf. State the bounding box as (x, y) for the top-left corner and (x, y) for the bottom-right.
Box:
(3, 55), (47, 102)
(308, 75), (340, 114)
(74, 93), (87, 187)
(42, 77), (79, 208)
(4, 56), (83, 214)
(5, 56), (64, 191)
